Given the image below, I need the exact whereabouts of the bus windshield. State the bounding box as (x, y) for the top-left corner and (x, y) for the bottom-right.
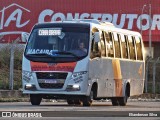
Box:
(24, 26), (90, 63)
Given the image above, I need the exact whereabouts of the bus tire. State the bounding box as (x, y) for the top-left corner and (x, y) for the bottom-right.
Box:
(118, 88), (128, 106)
(67, 99), (75, 105)
(111, 98), (118, 106)
(118, 95), (128, 106)
(30, 94), (42, 105)
(67, 99), (82, 105)
(74, 99), (83, 105)
(83, 91), (93, 106)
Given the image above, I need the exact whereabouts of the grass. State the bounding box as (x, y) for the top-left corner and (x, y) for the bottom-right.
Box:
(0, 98), (29, 102)
(0, 45), (23, 90)
(145, 82), (160, 94)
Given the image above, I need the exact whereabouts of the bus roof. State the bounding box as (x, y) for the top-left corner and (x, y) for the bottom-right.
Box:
(92, 23), (141, 37)
(36, 19), (141, 37)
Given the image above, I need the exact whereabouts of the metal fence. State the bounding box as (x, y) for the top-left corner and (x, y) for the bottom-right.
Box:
(0, 42), (24, 90)
(145, 57), (160, 94)
(0, 43), (160, 94)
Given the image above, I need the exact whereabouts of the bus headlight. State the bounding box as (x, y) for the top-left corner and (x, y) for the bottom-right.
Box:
(73, 84), (80, 89)
(66, 71), (87, 91)
(22, 70), (33, 82)
(25, 84), (36, 90)
(66, 84), (80, 91)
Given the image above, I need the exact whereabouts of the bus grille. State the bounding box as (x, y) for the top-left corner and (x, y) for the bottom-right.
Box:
(38, 83), (64, 89)
(36, 72), (68, 89)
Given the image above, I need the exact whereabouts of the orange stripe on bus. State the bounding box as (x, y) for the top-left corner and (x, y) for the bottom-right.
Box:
(30, 62), (77, 72)
(112, 59), (122, 96)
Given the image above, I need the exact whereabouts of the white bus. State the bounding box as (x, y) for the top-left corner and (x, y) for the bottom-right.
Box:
(22, 19), (145, 106)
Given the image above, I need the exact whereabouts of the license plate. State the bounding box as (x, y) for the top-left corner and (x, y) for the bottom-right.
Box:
(44, 79), (57, 84)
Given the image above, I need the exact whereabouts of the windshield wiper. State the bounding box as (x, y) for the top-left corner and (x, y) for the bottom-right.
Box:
(26, 52), (80, 59)
(56, 51), (80, 59)
(26, 53), (57, 58)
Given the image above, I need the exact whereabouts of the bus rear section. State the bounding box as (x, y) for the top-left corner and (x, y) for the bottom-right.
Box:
(89, 26), (145, 106)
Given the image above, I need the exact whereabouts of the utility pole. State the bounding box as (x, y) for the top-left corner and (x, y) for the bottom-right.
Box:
(9, 40), (14, 90)
(149, 4), (152, 57)
(141, 5), (146, 36)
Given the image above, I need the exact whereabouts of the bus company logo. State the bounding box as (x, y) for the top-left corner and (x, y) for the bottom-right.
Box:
(47, 63), (58, 66)
(49, 73), (54, 77)
(0, 3), (30, 30)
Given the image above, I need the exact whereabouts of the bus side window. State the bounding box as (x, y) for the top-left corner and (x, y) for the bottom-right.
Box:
(135, 36), (143, 60)
(121, 34), (128, 59)
(100, 31), (106, 57)
(128, 35), (136, 60)
(104, 32), (114, 57)
(90, 39), (101, 59)
(113, 32), (121, 58)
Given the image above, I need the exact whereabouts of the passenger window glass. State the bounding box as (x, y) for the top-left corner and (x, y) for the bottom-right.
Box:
(90, 35), (101, 59)
(128, 36), (136, 60)
(105, 32), (114, 57)
(135, 36), (143, 60)
(100, 32), (106, 57)
(121, 34), (128, 59)
(113, 32), (121, 58)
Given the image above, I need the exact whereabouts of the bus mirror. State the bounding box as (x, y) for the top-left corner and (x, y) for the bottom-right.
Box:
(94, 32), (100, 43)
(21, 32), (29, 42)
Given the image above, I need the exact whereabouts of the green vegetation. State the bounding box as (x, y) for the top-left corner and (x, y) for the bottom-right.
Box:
(144, 82), (160, 94)
(0, 45), (24, 90)
(0, 98), (29, 102)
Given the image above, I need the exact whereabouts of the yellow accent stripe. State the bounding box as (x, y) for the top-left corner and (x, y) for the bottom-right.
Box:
(138, 64), (143, 76)
(112, 59), (122, 96)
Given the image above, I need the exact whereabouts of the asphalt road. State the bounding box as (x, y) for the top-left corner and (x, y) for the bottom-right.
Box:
(0, 101), (159, 120)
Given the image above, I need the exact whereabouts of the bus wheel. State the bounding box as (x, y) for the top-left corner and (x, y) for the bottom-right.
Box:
(119, 88), (128, 106)
(111, 98), (118, 106)
(118, 95), (128, 106)
(67, 99), (75, 105)
(67, 99), (82, 105)
(30, 94), (42, 105)
(83, 91), (93, 106)
(74, 99), (83, 105)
